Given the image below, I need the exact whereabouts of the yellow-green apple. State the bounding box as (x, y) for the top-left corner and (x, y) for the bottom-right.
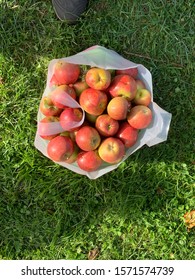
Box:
(85, 67), (111, 90)
(85, 112), (98, 123)
(47, 135), (74, 162)
(60, 131), (70, 137)
(50, 85), (76, 109)
(75, 126), (101, 151)
(135, 79), (146, 91)
(40, 96), (62, 116)
(64, 143), (79, 164)
(107, 96), (129, 120)
(38, 116), (60, 140)
(127, 105), (153, 129)
(50, 60), (80, 86)
(77, 150), (102, 172)
(59, 108), (83, 131)
(133, 88), (151, 106)
(98, 137), (125, 164)
(72, 80), (89, 97)
(116, 67), (138, 79)
(95, 114), (119, 137)
(79, 88), (108, 116)
(116, 121), (138, 147)
(108, 74), (137, 100)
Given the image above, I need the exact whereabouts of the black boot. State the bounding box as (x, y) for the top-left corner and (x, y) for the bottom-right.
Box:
(52, 0), (88, 23)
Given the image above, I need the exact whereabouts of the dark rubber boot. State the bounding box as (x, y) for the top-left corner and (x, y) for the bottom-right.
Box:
(52, 0), (88, 23)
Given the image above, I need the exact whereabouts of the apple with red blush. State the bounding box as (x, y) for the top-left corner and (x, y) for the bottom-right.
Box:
(77, 150), (102, 172)
(116, 67), (138, 79)
(127, 105), (153, 129)
(85, 67), (111, 90)
(116, 122), (138, 148)
(107, 96), (129, 120)
(50, 60), (80, 86)
(40, 96), (62, 116)
(95, 114), (119, 137)
(47, 135), (74, 162)
(98, 137), (125, 164)
(75, 126), (101, 151)
(79, 88), (108, 116)
(133, 88), (152, 106)
(59, 108), (83, 131)
(108, 74), (137, 101)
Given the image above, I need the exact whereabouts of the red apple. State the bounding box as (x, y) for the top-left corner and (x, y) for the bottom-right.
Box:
(40, 96), (62, 116)
(75, 126), (101, 151)
(79, 88), (108, 116)
(77, 150), (102, 172)
(72, 80), (89, 97)
(85, 67), (111, 90)
(107, 96), (129, 120)
(127, 105), (153, 129)
(60, 108), (83, 131)
(65, 143), (79, 164)
(47, 135), (74, 162)
(50, 85), (76, 109)
(38, 116), (60, 140)
(108, 74), (137, 100)
(133, 88), (152, 106)
(95, 114), (119, 137)
(116, 68), (138, 78)
(135, 79), (146, 91)
(50, 60), (80, 85)
(98, 137), (125, 164)
(116, 122), (138, 147)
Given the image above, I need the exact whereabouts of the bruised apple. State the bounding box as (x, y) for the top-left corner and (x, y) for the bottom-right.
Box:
(47, 135), (74, 162)
(50, 85), (76, 109)
(76, 126), (101, 151)
(133, 88), (151, 106)
(98, 137), (125, 164)
(60, 108), (83, 131)
(127, 105), (153, 129)
(50, 60), (80, 86)
(79, 88), (108, 116)
(77, 150), (102, 172)
(108, 74), (137, 100)
(85, 67), (111, 90)
(107, 96), (129, 120)
(95, 114), (119, 137)
(116, 122), (138, 148)
(116, 68), (138, 79)
(40, 96), (62, 116)
(38, 116), (60, 140)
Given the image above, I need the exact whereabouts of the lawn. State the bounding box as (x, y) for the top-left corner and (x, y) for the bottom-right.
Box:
(0, 0), (194, 260)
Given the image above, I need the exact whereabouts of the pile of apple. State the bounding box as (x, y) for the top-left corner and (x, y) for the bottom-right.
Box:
(38, 60), (153, 172)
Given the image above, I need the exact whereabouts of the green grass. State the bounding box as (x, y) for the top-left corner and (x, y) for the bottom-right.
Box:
(0, 0), (194, 260)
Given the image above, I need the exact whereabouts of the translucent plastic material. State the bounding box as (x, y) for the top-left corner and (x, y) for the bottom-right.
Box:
(34, 45), (172, 179)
